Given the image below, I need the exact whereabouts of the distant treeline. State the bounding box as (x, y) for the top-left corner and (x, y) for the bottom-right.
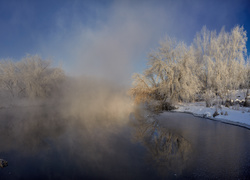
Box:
(129, 25), (250, 107)
(0, 55), (65, 99)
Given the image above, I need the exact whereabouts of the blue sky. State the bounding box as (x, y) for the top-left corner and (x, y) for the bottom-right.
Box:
(0, 0), (250, 83)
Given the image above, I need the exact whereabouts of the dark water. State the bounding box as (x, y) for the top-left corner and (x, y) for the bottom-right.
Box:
(0, 106), (250, 179)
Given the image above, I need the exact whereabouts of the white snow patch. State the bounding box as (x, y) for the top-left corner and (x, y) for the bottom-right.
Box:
(173, 101), (250, 128)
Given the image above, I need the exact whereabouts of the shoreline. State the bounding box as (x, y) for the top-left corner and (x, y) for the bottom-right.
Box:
(170, 109), (250, 130)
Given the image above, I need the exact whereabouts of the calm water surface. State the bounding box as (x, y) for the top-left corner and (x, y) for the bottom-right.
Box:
(0, 106), (250, 179)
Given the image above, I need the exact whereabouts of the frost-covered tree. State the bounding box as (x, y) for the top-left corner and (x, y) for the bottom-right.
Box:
(0, 55), (65, 99)
(191, 25), (248, 104)
(17, 55), (65, 98)
(246, 60), (250, 89)
(146, 37), (184, 102)
(0, 60), (18, 97)
(130, 25), (249, 108)
(227, 27), (246, 98)
(129, 73), (156, 104)
(130, 37), (201, 106)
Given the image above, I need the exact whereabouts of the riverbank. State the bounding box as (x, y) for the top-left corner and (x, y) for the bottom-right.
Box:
(172, 102), (250, 129)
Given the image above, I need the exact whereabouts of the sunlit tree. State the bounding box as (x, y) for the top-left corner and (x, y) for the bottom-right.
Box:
(130, 25), (249, 107)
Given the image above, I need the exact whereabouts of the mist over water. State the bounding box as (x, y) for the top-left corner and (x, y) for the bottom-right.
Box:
(60, 77), (133, 125)
(0, 76), (136, 179)
(1, 98), (250, 179)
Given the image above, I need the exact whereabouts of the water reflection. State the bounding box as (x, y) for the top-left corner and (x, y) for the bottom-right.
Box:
(0, 106), (66, 154)
(129, 107), (192, 176)
(0, 105), (145, 180)
(1, 104), (250, 179)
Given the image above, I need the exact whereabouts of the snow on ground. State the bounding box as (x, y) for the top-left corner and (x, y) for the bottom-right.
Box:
(173, 101), (250, 128)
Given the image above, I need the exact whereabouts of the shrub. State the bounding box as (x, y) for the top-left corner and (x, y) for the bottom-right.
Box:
(225, 99), (231, 107)
(213, 110), (219, 117)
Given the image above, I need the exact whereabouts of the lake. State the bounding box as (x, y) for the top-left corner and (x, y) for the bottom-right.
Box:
(0, 106), (250, 179)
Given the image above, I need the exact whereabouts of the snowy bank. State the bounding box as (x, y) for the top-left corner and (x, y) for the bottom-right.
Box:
(173, 102), (250, 129)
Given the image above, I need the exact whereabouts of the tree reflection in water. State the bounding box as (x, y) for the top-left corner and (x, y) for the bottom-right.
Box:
(129, 107), (192, 176)
(0, 106), (67, 154)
